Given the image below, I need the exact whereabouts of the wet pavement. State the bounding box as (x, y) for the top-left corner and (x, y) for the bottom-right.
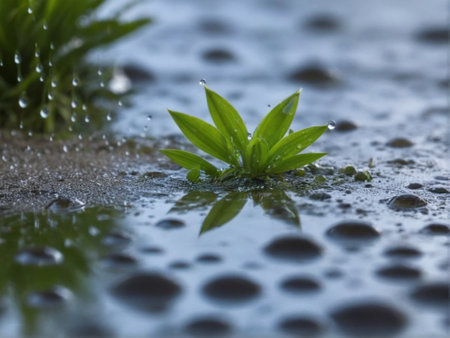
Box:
(0, 0), (449, 336)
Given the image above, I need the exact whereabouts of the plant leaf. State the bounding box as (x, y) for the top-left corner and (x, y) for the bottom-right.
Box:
(186, 167), (201, 182)
(267, 125), (327, 163)
(245, 137), (269, 175)
(169, 191), (218, 214)
(204, 86), (248, 153)
(253, 90), (301, 148)
(168, 110), (235, 164)
(159, 149), (218, 176)
(200, 192), (247, 234)
(267, 153), (327, 174)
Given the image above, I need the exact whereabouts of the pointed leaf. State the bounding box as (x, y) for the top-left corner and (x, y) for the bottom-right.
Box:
(169, 191), (218, 214)
(252, 189), (300, 227)
(159, 149), (218, 176)
(168, 110), (235, 164)
(204, 86), (248, 152)
(200, 192), (247, 234)
(268, 125), (327, 163)
(187, 167), (201, 182)
(267, 153), (327, 174)
(253, 90), (301, 148)
(245, 137), (269, 174)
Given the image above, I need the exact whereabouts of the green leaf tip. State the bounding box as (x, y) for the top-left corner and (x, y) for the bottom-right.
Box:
(164, 87), (329, 181)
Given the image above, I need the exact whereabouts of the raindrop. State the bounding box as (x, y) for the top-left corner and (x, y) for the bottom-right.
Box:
(62, 145), (68, 153)
(18, 95), (28, 108)
(106, 113), (112, 121)
(71, 100), (78, 109)
(47, 92), (54, 101)
(147, 115), (152, 121)
(84, 116), (90, 123)
(72, 77), (79, 87)
(51, 80), (57, 88)
(35, 63), (43, 73)
(14, 52), (21, 64)
(199, 78), (207, 86)
(17, 74), (23, 82)
(327, 120), (336, 130)
(40, 107), (49, 119)
(39, 75), (44, 82)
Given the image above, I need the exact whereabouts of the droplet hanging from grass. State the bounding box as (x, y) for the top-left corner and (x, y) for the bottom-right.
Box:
(328, 120), (336, 130)
(40, 107), (49, 119)
(18, 95), (28, 109)
(199, 78), (206, 86)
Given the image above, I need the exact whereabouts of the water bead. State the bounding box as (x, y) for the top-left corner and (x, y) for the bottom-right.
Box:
(147, 115), (152, 121)
(72, 77), (80, 87)
(71, 100), (79, 109)
(35, 64), (43, 73)
(14, 52), (21, 64)
(199, 78), (207, 86)
(327, 120), (336, 130)
(18, 96), (28, 108)
(40, 108), (49, 119)
(106, 113), (112, 121)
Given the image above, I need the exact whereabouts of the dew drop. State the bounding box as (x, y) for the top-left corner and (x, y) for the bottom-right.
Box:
(72, 77), (79, 87)
(62, 145), (68, 153)
(82, 104), (87, 111)
(106, 113), (112, 121)
(48, 60), (53, 67)
(50, 42), (55, 50)
(27, 7), (33, 14)
(43, 23), (48, 30)
(14, 52), (21, 64)
(97, 68), (103, 76)
(17, 74), (23, 82)
(84, 116), (90, 123)
(40, 107), (49, 119)
(327, 120), (336, 130)
(39, 75), (45, 82)
(51, 80), (57, 88)
(48, 92), (54, 101)
(199, 78), (207, 86)
(71, 100), (78, 109)
(35, 63), (43, 73)
(18, 95), (28, 109)
(71, 114), (76, 123)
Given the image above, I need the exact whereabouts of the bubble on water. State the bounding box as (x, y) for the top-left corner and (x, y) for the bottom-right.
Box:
(84, 116), (90, 123)
(14, 52), (21, 64)
(106, 113), (112, 121)
(18, 95), (28, 108)
(327, 120), (336, 130)
(48, 92), (54, 101)
(199, 78), (207, 86)
(147, 115), (152, 121)
(40, 107), (49, 119)
(72, 77), (79, 87)
(71, 100), (78, 109)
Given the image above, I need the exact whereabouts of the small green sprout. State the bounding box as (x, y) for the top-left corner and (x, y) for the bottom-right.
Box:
(160, 86), (330, 181)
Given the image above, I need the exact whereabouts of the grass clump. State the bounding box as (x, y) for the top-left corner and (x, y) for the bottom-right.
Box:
(161, 86), (330, 181)
(0, 0), (150, 133)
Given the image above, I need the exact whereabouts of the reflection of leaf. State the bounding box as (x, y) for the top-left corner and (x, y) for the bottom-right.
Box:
(251, 189), (300, 227)
(200, 192), (248, 234)
(169, 191), (218, 214)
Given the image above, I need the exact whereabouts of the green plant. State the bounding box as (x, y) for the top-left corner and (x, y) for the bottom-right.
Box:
(0, 0), (150, 133)
(161, 86), (330, 181)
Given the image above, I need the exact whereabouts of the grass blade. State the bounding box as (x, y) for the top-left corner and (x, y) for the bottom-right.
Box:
(168, 110), (235, 164)
(159, 149), (219, 176)
(200, 192), (247, 234)
(267, 153), (327, 174)
(267, 125), (327, 163)
(253, 90), (300, 148)
(204, 86), (248, 152)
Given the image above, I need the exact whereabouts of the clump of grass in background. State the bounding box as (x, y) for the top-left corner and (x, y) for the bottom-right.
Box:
(0, 0), (150, 133)
(161, 86), (330, 181)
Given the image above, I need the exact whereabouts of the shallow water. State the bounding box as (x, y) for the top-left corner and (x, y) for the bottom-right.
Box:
(1, 0), (449, 336)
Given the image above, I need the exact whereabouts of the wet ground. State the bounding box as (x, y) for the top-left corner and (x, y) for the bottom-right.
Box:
(1, 0), (449, 336)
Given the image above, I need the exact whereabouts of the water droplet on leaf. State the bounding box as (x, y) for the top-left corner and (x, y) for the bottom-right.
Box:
(328, 120), (336, 130)
(199, 78), (207, 86)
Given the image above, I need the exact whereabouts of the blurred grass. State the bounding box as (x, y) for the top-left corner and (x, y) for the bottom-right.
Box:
(0, 0), (151, 134)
